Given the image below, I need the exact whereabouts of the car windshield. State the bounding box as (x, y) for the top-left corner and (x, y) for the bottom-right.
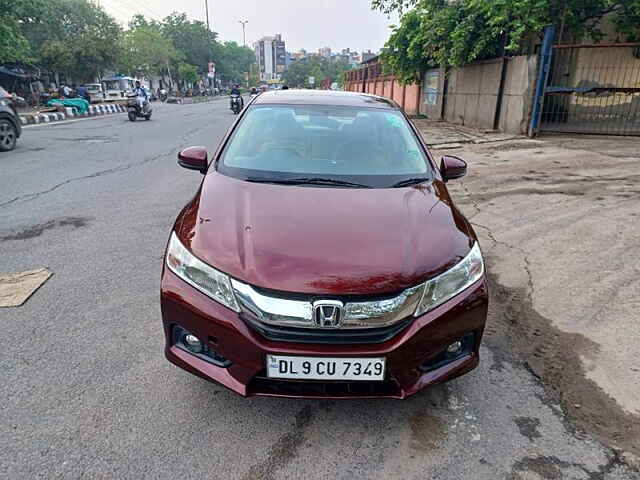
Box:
(218, 105), (432, 188)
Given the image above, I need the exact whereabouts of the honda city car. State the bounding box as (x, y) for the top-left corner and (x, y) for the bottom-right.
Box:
(161, 90), (488, 398)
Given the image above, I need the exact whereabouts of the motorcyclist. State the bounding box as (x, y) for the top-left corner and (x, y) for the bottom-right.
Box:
(133, 81), (149, 112)
(230, 84), (243, 110)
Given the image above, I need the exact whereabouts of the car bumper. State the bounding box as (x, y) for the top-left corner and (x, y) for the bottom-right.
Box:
(161, 269), (489, 399)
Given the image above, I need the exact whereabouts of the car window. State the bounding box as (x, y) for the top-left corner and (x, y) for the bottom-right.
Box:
(218, 105), (431, 187)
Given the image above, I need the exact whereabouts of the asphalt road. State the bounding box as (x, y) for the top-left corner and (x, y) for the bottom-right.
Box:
(1, 100), (637, 479)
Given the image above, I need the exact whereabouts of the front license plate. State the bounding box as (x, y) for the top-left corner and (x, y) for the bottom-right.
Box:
(266, 355), (386, 381)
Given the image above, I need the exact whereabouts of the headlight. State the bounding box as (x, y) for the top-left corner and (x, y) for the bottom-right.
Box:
(166, 232), (240, 312)
(414, 242), (484, 316)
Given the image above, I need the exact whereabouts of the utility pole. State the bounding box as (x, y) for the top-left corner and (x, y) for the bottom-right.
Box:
(204, 0), (210, 31)
(238, 20), (248, 46)
(204, 0), (214, 92)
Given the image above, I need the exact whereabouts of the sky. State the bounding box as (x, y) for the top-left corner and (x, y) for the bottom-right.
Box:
(99, 0), (398, 53)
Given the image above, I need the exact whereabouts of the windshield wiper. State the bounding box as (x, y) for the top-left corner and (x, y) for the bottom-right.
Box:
(390, 177), (431, 188)
(246, 177), (372, 188)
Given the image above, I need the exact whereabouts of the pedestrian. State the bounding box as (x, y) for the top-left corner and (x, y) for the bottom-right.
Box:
(31, 79), (43, 106)
(76, 84), (88, 102)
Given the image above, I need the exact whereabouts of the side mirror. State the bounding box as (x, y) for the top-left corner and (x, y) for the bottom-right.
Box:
(440, 155), (467, 182)
(178, 146), (208, 174)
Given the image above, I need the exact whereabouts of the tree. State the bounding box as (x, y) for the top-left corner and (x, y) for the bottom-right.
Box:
(121, 25), (180, 78)
(282, 56), (353, 88)
(20, 0), (122, 81)
(373, 0), (640, 81)
(177, 63), (199, 86)
(0, 0), (49, 64)
(213, 41), (256, 84)
(161, 12), (216, 73)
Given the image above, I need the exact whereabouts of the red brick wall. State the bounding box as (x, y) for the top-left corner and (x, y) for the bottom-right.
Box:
(344, 75), (421, 115)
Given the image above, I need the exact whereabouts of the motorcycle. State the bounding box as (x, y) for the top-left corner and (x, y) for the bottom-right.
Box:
(127, 93), (152, 121)
(230, 94), (242, 115)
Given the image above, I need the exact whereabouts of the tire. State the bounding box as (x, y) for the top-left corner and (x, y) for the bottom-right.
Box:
(0, 119), (17, 152)
(145, 113), (151, 120)
(128, 111), (136, 122)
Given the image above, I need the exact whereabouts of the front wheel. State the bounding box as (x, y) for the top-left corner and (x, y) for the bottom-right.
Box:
(0, 119), (17, 152)
(128, 111), (136, 122)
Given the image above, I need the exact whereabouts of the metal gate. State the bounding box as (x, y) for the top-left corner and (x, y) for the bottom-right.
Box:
(540, 43), (640, 135)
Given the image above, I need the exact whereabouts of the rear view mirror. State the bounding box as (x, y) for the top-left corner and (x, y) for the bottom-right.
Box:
(440, 156), (467, 182)
(178, 146), (208, 174)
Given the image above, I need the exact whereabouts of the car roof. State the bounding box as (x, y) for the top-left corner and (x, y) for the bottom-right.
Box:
(253, 89), (399, 109)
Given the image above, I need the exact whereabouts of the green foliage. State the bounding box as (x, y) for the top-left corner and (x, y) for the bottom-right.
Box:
(14, 0), (122, 80)
(177, 63), (198, 85)
(374, 0), (640, 81)
(0, 0), (49, 64)
(161, 13), (216, 73)
(121, 25), (180, 77)
(213, 41), (256, 84)
(2, 2), (256, 88)
(282, 56), (353, 88)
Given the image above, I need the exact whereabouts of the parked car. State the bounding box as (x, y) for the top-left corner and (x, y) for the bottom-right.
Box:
(161, 90), (488, 399)
(84, 83), (105, 103)
(0, 86), (22, 152)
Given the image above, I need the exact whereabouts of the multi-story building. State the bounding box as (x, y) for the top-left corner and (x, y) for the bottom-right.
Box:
(292, 49), (307, 60)
(319, 46), (332, 58)
(254, 34), (287, 82)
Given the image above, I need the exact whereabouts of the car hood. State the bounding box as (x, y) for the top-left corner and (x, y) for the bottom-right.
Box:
(176, 173), (475, 296)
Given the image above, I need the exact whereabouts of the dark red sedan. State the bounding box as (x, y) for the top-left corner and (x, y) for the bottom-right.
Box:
(161, 90), (488, 398)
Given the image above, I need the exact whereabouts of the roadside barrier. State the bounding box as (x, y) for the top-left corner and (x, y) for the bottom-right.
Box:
(19, 103), (127, 125)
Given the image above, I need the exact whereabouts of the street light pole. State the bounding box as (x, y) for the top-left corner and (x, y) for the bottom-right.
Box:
(204, 0), (216, 93)
(204, 0), (211, 31)
(238, 20), (248, 46)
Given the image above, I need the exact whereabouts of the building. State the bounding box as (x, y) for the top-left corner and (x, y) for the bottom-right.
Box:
(292, 49), (307, 60)
(319, 47), (332, 58)
(361, 50), (377, 62)
(254, 34), (287, 82)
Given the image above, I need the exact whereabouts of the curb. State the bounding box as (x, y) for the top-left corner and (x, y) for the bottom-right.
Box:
(19, 103), (126, 125)
(166, 96), (226, 105)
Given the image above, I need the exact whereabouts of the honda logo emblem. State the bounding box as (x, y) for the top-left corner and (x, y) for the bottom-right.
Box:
(313, 300), (344, 328)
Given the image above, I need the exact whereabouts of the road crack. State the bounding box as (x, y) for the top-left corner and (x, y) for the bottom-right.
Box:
(1, 118), (214, 210)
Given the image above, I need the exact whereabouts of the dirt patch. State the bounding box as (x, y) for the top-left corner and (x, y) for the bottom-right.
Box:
(242, 405), (315, 480)
(484, 141), (545, 152)
(509, 451), (629, 480)
(485, 270), (640, 458)
(514, 417), (542, 441)
(409, 411), (446, 451)
(0, 216), (90, 241)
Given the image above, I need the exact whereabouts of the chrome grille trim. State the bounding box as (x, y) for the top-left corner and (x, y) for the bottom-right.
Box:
(230, 279), (423, 330)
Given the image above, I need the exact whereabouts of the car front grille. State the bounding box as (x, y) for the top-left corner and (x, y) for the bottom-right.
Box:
(248, 375), (402, 398)
(240, 311), (412, 344)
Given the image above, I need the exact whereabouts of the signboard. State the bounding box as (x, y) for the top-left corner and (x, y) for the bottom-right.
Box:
(308, 76), (315, 85)
(424, 71), (439, 105)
